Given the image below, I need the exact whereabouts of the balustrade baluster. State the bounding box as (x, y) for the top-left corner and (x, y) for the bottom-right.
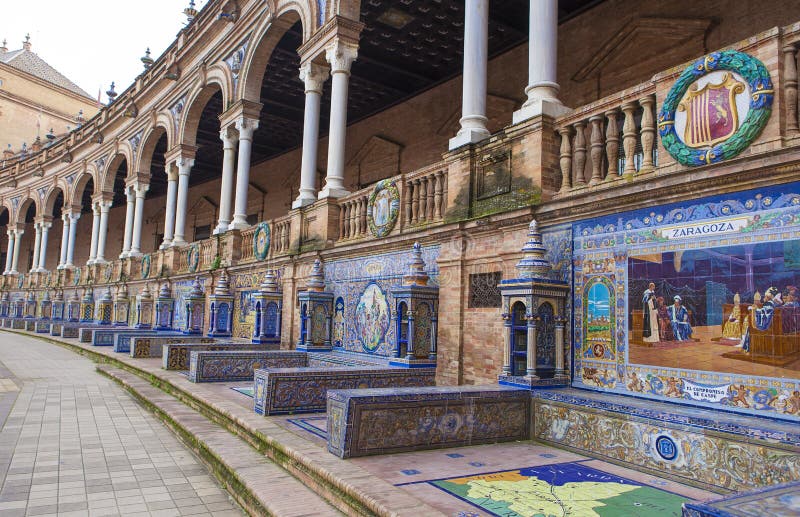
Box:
(604, 109), (619, 181)
(785, 44), (799, 135)
(558, 126), (572, 192)
(426, 175), (435, 220)
(411, 179), (420, 224)
(418, 178), (428, 223)
(621, 101), (638, 178)
(573, 121), (587, 186)
(348, 201), (356, 238)
(589, 116), (604, 184)
(338, 204), (346, 240)
(639, 95), (656, 173)
(360, 197), (368, 236)
(404, 181), (413, 225)
(433, 171), (443, 219)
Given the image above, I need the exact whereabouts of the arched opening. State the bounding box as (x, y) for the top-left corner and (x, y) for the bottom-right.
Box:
(139, 129), (168, 251)
(396, 300), (408, 357)
(536, 302), (556, 378)
(21, 201), (36, 272)
(42, 188), (64, 270)
(105, 156), (128, 258)
(179, 86), (224, 241)
(0, 208), (9, 270)
(511, 300), (527, 376)
(254, 300), (262, 338)
(71, 175), (94, 265)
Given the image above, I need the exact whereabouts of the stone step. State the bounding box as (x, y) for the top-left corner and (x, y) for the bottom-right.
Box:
(97, 364), (343, 517)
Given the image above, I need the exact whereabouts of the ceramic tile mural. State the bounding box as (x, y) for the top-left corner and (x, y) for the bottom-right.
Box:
(572, 182), (800, 420)
(324, 245), (439, 357)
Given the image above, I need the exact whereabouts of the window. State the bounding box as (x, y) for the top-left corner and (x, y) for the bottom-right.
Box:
(194, 225), (211, 240)
(154, 233), (163, 248)
(246, 214), (259, 226)
(468, 272), (502, 308)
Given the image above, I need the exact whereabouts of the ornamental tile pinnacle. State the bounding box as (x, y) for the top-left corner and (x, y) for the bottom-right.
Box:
(516, 218), (551, 279)
(138, 283), (153, 300)
(188, 276), (204, 297)
(158, 282), (172, 298)
(403, 242), (429, 286)
(214, 270), (231, 295)
(260, 270), (280, 293)
(306, 259), (325, 292)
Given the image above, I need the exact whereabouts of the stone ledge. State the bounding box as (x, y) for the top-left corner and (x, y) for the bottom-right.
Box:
(96, 364), (342, 517)
(0, 328), (445, 517)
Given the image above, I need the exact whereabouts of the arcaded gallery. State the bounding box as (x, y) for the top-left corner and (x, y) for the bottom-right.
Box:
(0, 0), (798, 515)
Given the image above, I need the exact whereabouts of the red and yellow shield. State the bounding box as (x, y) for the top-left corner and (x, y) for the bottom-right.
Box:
(678, 72), (745, 148)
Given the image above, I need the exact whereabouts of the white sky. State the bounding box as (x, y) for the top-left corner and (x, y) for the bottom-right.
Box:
(0, 1), (209, 102)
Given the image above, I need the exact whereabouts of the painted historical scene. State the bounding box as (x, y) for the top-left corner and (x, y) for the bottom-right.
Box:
(628, 241), (800, 379)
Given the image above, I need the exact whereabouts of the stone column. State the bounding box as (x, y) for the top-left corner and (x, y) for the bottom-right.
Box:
(320, 42), (357, 199)
(161, 164), (178, 249)
(449, 0), (490, 149)
(58, 213), (70, 269)
(65, 212), (80, 268)
(293, 62), (329, 208)
(171, 157), (194, 247)
(30, 223), (42, 272)
(11, 229), (23, 274)
(120, 185), (135, 258)
(526, 312), (538, 378)
(88, 202), (101, 264)
(555, 317), (567, 377)
(230, 118), (259, 230)
(129, 183), (148, 256)
(4, 230), (15, 274)
(502, 312), (512, 375)
(95, 200), (112, 264)
(513, 0), (569, 123)
(214, 126), (238, 234)
(36, 222), (51, 272)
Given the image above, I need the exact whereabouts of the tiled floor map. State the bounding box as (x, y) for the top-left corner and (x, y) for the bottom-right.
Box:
(232, 386), (254, 397)
(405, 461), (689, 517)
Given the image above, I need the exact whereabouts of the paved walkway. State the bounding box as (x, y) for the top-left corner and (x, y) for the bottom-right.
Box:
(0, 333), (244, 517)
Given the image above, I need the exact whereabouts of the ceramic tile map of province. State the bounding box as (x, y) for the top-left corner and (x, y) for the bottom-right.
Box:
(433, 462), (688, 517)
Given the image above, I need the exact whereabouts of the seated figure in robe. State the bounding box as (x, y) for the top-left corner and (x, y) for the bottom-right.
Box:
(722, 293), (743, 341)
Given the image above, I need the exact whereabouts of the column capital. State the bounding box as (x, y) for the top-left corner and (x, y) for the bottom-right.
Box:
(234, 117), (259, 140)
(325, 41), (358, 75)
(124, 184), (136, 199)
(299, 62), (330, 94)
(218, 99), (262, 129)
(175, 157), (195, 174)
(34, 215), (53, 226)
(219, 125), (239, 148)
(133, 183), (150, 197)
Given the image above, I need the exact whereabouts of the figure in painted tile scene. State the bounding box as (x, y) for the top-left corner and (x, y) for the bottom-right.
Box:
(668, 295), (692, 341)
(642, 282), (660, 343)
(721, 293), (745, 342)
(655, 296), (675, 342)
(741, 287), (778, 352)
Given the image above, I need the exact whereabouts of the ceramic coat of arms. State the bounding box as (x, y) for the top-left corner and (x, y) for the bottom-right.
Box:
(367, 179), (400, 238)
(253, 222), (271, 260)
(659, 50), (773, 166)
(140, 255), (151, 279)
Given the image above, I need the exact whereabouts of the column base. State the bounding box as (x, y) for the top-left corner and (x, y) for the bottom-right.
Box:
(292, 194), (317, 209)
(35, 268), (48, 274)
(512, 98), (571, 124)
(127, 251), (142, 258)
(212, 223), (230, 235)
(448, 127), (491, 151)
(93, 259), (108, 265)
(170, 239), (187, 248)
(317, 186), (350, 200)
(159, 241), (172, 250)
(229, 218), (250, 230)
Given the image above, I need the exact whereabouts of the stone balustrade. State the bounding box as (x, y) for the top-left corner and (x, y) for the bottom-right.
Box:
(337, 190), (370, 240)
(272, 217), (291, 254)
(404, 164), (447, 227)
(555, 86), (657, 191)
(784, 28), (800, 138)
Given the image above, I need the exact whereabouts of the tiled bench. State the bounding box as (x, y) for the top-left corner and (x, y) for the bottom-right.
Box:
(163, 342), (274, 370)
(49, 322), (63, 336)
(90, 328), (161, 347)
(58, 323), (103, 339)
(12, 319), (27, 329)
(253, 366), (436, 416)
(682, 480), (800, 516)
(326, 385), (531, 458)
(531, 389), (800, 492)
(25, 319), (37, 331)
(188, 350), (306, 382)
(130, 336), (218, 360)
(80, 325), (115, 343)
(113, 331), (175, 353)
(35, 321), (51, 333)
